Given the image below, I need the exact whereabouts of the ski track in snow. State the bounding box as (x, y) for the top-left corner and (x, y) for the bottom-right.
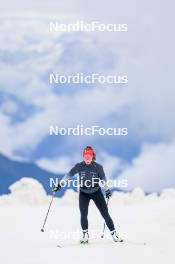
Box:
(1, 197), (175, 264)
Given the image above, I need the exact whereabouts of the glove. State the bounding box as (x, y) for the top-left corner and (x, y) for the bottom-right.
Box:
(52, 183), (61, 192)
(106, 189), (112, 199)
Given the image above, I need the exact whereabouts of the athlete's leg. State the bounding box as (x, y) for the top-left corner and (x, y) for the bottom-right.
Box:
(79, 191), (90, 231)
(91, 189), (115, 232)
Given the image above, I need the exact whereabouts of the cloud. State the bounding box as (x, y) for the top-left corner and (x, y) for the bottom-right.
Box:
(0, 0), (81, 14)
(1, 100), (18, 115)
(0, 16), (130, 156)
(0, 13), (175, 192)
(98, 152), (126, 179)
(36, 151), (126, 177)
(37, 139), (175, 193)
(118, 139), (175, 193)
(37, 156), (76, 174)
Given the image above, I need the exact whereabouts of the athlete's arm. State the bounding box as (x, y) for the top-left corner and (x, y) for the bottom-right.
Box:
(52, 163), (80, 192)
(98, 164), (112, 197)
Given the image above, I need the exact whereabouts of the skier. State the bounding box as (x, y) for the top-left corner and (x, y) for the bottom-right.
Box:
(52, 146), (123, 244)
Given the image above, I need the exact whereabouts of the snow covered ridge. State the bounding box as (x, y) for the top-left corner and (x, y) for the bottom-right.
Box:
(0, 177), (175, 205)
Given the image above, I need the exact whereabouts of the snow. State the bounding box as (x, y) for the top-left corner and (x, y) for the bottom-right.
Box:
(160, 188), (175, 200)
(0, 178), (175, 264)
(0, 178), (48, 205)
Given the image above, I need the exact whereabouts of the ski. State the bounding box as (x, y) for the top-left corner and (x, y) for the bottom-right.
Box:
(56, 244), (62, 248)
(56, 239), (147, 248)
(80, 241), (89, 245)
(126, 240), (147, 246)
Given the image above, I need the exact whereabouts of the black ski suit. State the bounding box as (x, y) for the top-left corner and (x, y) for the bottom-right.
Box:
(67, 161), (115, 231)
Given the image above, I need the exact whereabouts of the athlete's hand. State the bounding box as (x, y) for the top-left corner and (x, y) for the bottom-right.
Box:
(106, 189), (112, 199)
(52, 183), (61, 192)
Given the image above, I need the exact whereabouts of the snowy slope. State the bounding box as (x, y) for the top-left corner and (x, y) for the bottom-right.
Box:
(0, 179), (175, 264)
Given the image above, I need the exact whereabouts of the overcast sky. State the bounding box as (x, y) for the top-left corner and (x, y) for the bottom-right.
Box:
(0, 0), (80, 14)
(1, 0), (173, 20)
(0, 0), (175, 192)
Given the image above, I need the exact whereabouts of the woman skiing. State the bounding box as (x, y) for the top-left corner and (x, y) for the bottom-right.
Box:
(52, 146), (123, 244)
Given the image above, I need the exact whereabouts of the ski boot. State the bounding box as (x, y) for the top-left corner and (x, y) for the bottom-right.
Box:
(80, 230), (89, 244)
(111, 230), (123, 242)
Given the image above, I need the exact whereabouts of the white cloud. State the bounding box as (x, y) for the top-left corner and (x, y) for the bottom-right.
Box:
(0, 10), (174, 197)
(0, 0), (81, 14)
(118, 139), (175, 193)
(37, 156), (75, 174)
(1, 100), (18, 115)
(98, 152), (126, 179)
(36, 151), (126, 181)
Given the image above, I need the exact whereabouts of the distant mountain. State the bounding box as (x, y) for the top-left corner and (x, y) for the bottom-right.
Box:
(0, 153), (66, 196)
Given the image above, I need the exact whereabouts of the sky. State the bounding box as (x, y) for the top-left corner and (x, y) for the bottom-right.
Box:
(0, 0), (80, 14)
(0, 0), (175, 192)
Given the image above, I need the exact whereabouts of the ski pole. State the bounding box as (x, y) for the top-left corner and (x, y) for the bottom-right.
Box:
(41, 192), (55, 232)
(101, 197), (110, 238)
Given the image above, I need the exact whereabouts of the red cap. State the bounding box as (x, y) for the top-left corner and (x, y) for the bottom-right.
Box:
(83, 148), (94, 157)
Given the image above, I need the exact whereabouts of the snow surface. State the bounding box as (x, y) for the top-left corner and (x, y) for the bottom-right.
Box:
(0, 178), (175, 264)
